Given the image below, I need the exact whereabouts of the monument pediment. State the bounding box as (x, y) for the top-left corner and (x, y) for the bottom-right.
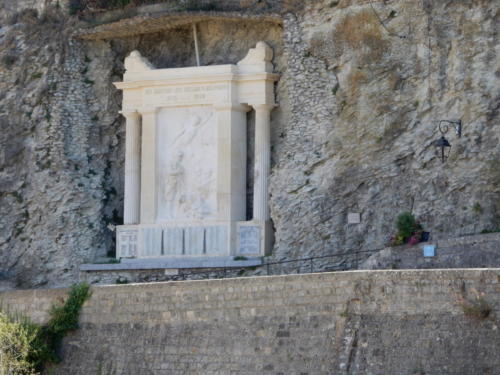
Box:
(114, 42), (278, 259)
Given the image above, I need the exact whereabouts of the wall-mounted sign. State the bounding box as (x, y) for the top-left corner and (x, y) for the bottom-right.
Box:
(423, 245), (436, 257)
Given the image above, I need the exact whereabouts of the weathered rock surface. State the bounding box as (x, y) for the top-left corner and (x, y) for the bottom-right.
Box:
(0, 1), (283, 288)
(270, 0), (499, 266)
(0, 0), (498, 287)
(360, 232), (500, 270)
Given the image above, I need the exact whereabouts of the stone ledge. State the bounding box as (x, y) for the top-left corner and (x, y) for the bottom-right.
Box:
(80, 256), (263, 271)
(77, 11), (282, 40)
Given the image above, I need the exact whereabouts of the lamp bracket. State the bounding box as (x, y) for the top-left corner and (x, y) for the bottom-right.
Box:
(438, 120), (462, 138)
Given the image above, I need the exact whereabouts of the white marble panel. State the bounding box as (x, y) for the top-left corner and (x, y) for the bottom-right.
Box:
(143, 84), (229, 107)
(156, 106), (217, 222)
(163, 227), (184, 256)
(347, 212), (361, 224)
(185, 227), (205, 255)
(117, 228), (139, 258)
(205, 226), (228, 255)
(139, 227), (163, 257)
(238, 226), (261, 255)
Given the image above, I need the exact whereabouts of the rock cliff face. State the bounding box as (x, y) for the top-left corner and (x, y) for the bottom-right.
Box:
(0, 0), (498, 288)
(0, 6), (119, 288)
(271, 0), (499, 264)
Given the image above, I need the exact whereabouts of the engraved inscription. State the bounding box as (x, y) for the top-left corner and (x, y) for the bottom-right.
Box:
(144, 84), (228, 105)
(117, 229), (138, 258)
(238, 226), (261, 255)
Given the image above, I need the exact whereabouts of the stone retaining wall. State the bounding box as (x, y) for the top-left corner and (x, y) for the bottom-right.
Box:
(1, 269), (499, 374)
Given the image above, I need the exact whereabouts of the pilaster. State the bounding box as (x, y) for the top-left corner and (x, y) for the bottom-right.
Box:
(123, 111), (141, 225)
(139, 108), (158, 224)
(252, 104), (273, 222)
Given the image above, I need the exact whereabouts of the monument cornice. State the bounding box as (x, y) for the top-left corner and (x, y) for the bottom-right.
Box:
(114, 72), (279, 90)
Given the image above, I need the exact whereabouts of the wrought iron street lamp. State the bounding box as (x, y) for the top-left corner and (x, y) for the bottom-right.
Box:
(434, 120), (462, 163)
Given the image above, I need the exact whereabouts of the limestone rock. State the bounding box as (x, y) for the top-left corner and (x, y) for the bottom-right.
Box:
(0, 0), (498, 287)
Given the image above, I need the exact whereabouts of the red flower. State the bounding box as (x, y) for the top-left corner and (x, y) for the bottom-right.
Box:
(408, 235), (420, 245)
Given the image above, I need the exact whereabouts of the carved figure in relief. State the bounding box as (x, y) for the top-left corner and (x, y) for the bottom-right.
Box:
(156, 107), (218, 221)
(164, 151), (185, 215)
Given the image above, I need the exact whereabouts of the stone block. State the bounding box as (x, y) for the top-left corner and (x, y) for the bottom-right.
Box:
(184, 227), (205, 255)
(139, 227), (163, 257)
(347, 212), (361, 224)
(205, 226), (228, 255)
(163, 227), (183, 255)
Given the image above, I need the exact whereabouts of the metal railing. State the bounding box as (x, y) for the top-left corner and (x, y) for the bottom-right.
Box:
(169, 248), (383, 281)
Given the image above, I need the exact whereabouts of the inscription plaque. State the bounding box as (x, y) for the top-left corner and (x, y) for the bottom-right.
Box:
(117, 229), (138, 258)
(144, 84), (228, 106)
(238, 226), (261, 255)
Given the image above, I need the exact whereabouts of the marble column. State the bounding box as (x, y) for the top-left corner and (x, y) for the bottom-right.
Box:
(252, 104), (273, 221)
(140, 109), (158, 223)
(123, 111), (141, 225)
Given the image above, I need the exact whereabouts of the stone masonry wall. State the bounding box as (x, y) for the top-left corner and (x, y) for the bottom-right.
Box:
(0, 0), (498, 288)
(1, 269), (499, 374)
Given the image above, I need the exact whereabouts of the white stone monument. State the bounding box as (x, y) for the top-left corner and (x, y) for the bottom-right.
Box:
(114, 42), (278, 260)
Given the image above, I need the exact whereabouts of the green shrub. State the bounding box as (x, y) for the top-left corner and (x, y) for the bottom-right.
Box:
(0, 313), (42, 375)
(396, 211), (417, 239)
(0, 283), (91, 373)
(233, 256), (248, 261)
(42, 282), (91, 357)
(460, 297), (491, 319)
(389, 212), (424, 246)
(480, 228), (500, 234)
(181, 0), (221, 11)
(457, 290), (491, 320)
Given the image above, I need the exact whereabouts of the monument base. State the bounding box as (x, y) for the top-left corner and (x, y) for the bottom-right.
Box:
(81, 256), (262, 271)
(79, 256), (263, 285)
(116, 220), (271, 259)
